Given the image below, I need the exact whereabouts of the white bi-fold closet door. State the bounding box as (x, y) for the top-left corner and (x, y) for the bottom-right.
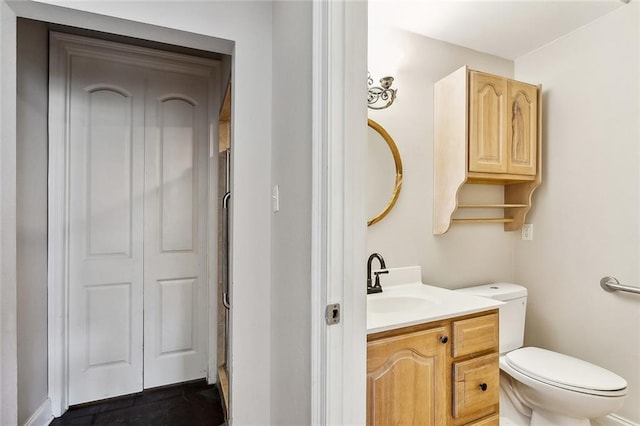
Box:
(53, 32), (217, 405)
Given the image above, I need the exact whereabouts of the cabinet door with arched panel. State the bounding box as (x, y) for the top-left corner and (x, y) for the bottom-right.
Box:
(367, 326), (449, 426)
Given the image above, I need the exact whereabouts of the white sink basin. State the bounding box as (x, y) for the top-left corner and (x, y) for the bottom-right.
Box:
(368, 296), (439, 314)
(366, 266), (504, 334)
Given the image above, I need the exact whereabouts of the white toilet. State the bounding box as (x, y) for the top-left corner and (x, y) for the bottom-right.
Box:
(456, 283), (627, 426)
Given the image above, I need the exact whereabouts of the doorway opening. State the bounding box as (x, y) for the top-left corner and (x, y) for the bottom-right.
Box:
(15, 18), (232, 418)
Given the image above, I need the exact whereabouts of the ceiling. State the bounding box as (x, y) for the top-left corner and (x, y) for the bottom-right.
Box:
(368, 0), (627, 60)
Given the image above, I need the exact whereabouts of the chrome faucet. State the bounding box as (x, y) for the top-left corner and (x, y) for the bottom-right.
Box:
(367, 253), (388, 294)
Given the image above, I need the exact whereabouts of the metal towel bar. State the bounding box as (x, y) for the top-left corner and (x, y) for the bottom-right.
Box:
(600, 276), (640, 295)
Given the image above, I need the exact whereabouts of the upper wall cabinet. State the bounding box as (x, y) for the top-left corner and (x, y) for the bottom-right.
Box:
(469, 71), (538, 176)
(434, 66), (542, 235)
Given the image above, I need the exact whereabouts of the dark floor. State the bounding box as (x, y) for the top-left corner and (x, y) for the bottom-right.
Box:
(51, 380), (225, 426)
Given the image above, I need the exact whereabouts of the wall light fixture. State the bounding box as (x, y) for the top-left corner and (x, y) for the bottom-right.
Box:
(367, 72), (397, 110)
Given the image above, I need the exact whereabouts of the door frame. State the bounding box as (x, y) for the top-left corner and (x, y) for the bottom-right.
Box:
(0, 3), (19, 425)
(310, 1), (368, 423)
(47, 31), (221, 415)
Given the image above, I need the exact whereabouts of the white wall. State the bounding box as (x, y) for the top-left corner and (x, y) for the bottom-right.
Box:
(271, 1), (312, 424)
(3, 1), (274, 423)
(366, 28), (516, 288)
(16, 19), (49, 426)
(514, 5), (640, 423)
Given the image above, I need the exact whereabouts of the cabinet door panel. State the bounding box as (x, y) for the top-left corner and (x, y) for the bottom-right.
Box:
(367, 327), (448, 426)
(508, 80), (538, 175)
(469, 72), (508, 174)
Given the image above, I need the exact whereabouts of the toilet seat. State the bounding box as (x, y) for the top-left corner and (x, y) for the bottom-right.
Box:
(505, 347), (627, 397)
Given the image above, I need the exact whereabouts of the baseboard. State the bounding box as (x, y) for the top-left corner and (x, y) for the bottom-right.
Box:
(593, 414), (639, 426)
(23, 398), (53, 426)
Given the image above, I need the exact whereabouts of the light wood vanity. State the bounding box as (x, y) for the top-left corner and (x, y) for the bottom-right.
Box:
(367, 309), (500, 426)
(433, 65), (542, 234)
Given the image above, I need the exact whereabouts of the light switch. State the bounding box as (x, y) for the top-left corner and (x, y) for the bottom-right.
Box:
(272, 185), (280, 212)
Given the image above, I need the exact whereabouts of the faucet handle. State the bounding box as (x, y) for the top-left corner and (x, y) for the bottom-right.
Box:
(373, 270), (388, 288)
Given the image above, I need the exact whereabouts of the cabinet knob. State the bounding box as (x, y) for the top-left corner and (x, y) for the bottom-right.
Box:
(479, 383), (488, 392)
(440, 336), (448, 344)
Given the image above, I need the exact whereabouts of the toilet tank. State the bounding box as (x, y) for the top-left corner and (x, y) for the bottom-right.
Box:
(455, 283), (527, 353)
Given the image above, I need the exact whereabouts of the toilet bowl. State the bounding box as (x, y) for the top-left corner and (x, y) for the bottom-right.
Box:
(501, 348), (626, 425)
(455, 283), (628, 426)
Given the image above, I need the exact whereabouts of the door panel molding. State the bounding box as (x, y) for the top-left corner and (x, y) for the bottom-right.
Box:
(85, 86), (134, 258)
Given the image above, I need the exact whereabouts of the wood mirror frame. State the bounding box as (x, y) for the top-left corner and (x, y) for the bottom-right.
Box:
(367, 118), (403, 226)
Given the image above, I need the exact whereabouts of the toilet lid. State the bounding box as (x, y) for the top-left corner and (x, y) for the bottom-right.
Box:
(506, 347), (627, 393)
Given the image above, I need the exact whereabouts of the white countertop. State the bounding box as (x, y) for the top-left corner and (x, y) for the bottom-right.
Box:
(367, 266), (503, 334)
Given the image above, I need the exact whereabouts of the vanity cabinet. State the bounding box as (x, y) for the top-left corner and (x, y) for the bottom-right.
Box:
(434, 65), (542, 234)
(367, 310), (500, 426)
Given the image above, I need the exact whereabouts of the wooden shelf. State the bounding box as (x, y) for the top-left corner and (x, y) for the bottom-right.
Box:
(452, 218), (515, 224)
(457, 204), (528, 209)
(466, 172), (536, 185)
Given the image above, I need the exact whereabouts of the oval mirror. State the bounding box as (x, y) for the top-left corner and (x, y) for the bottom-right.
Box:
(367, 119), (403, 226)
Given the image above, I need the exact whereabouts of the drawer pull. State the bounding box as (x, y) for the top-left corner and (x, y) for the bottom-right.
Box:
(479, 383), (488, 392)
(440, 336), (449, 344)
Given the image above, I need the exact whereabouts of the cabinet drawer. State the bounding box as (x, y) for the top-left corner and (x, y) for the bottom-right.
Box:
(452, 313), (498, 358)
(465, 413), (499, 426)
(452, 353), (499, 419)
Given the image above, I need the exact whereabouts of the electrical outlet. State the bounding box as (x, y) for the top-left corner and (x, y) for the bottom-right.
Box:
(521, 224), (533, 241)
